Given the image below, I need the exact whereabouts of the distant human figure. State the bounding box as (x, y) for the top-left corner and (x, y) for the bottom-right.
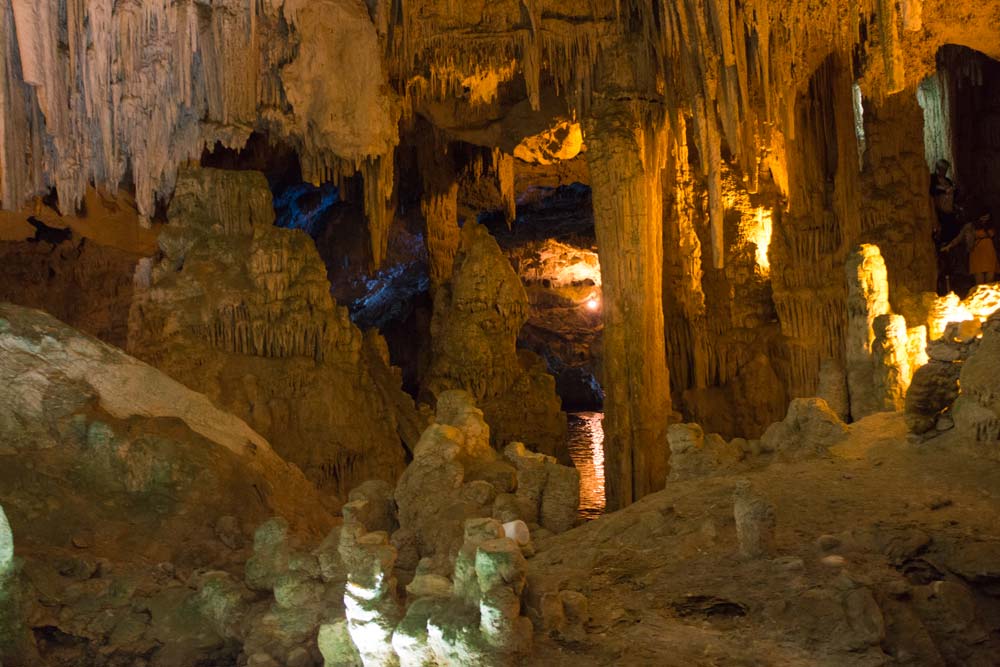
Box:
(930, 159), (964, 294)
(26, 216), (72, 248)
(942, 210), (999, 285)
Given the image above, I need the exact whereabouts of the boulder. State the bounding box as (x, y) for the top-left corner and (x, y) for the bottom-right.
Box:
(667, 424), (745, 481)
(760, 398), (849, 459)
(905, 361), (962, 435)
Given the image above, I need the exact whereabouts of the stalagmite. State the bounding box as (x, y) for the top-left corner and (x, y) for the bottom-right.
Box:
(845, 245), (891, 420)
(585, 101), (670, 508)
(871, 314), (912, 413)
(734, 481), (776, 559)
(340, 527), (402, 667)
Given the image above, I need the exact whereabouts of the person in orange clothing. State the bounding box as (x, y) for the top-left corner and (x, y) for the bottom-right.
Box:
(968, 211), (999, 284)
(944, 210), (999, 285)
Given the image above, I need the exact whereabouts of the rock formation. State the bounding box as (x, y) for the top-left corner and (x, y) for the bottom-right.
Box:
(4, 0), (1000, 664)
(128, 167), (412, 496)
(949, 316), (1000, 445)
(393, 390), (578, 581)
(733, 481), (777, 560)
(0, 303), (338, 666)
(423, 222), (567, 460)
(901, 285), (1000, 437)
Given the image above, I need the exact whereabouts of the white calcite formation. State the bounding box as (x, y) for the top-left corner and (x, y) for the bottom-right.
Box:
(0, 0), (398, 258)
(315, 392), (576, 666)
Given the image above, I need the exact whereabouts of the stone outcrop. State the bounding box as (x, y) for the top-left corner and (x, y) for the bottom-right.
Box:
(0, 303), (338, 666)
(0, 303), (334, 537)
(309, 393), (562, 666)
(667, 424), (746, 482)
(394, 391), (578, 580)
(760, 398), (850, 460)
(422, 221), (566, 460)
(904, 285), (1000, 437)
(733, 481), (777, 560)
(128, 167), (412, 496)
(952, 316), (1000, 446)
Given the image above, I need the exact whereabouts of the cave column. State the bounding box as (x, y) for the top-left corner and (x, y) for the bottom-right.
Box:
(585, 102), (671, 509)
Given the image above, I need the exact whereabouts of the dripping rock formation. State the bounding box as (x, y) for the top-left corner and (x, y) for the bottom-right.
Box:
(127, 168), (413, 496)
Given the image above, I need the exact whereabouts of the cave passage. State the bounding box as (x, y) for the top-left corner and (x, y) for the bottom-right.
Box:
(921, 45), (1000, 296)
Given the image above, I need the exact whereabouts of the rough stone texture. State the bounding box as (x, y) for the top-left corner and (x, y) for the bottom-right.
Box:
(818, 358), (851, 422)
(871, 313), (913, 413)
(504, 443), (580, 534)
(340, 528), (401, 667)
(0, 303), (335, 538)
(0, 238), (143, 348)
(668, 424), (747, 482)
(760, 398), (850, 460)
(423, 221), (566, 460)
(0, 303), (338, 665)
(128, 167), (410, 496)
(394, 394), (578, 581)
(733, 481), (777, 559)
(585, 100), (671, 509)
(348, 481), (398, 535)
(905, 361), (963, 435)
(953, 321), (1000, 445)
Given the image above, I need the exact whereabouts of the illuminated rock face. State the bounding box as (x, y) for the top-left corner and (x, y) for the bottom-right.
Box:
(127, 168), (411, 496)
(317, 393), (573, 666)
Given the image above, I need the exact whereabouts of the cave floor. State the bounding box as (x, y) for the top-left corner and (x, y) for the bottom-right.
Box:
(527, 412), (1000, 666)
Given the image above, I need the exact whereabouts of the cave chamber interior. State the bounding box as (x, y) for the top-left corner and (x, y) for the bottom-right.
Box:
(1, 2), (1000, 666)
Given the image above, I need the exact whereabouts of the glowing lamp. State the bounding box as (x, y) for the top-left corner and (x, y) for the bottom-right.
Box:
(586, 297), (600, 312)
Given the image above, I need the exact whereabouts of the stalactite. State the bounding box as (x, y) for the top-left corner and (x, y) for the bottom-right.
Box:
(364, 154), (396, 270)
(876, 0), (905, 94)
(495, 150), (517, 228)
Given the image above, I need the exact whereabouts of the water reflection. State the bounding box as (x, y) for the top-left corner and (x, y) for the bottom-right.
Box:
(566, 412), (606, 520)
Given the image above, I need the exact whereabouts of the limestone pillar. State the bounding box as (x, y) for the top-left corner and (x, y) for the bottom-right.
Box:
(845, 244), (891, 420)
(585, 102), (671, 509)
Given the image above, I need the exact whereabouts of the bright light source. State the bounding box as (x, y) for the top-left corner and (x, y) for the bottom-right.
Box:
(586, 297), (600, 312)
(753, 207), (773, 273)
